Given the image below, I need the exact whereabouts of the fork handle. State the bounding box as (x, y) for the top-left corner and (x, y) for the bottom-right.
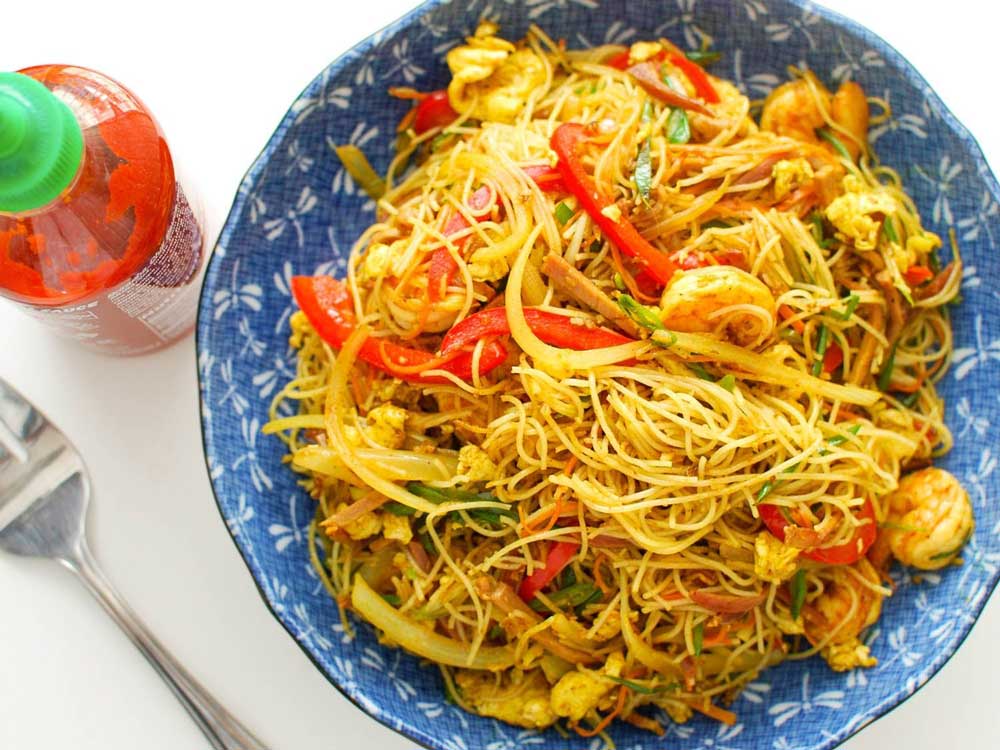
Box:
(60, 541), (269, 750)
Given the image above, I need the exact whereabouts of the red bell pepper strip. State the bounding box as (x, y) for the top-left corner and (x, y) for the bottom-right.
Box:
(413, 90), (459, 134)
(518, 540), (580, 602)
(668, 54), (720, 104)
(551, 123), (681, 287)
(291, 276), (507, 383)
(626, 62), (712, 115)
(520, 164), (567, 194)
(903, 265), (934, 286)
(427, 185), (496, 301)
(440, 306), (635, 355)
(823, 342), (844, 374)
(759, 499), (877, 565)
(606, 50), (632, 70)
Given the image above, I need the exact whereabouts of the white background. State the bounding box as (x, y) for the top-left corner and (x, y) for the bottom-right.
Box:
(1, 1), (997, 748)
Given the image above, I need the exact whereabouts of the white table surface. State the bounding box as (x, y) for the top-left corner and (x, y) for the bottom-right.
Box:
(2, 2), (997, 748)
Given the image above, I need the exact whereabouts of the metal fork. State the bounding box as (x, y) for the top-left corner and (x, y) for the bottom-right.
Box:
(0, 376), (268, 750)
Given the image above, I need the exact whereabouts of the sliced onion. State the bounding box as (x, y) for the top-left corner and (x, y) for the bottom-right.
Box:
(351, 575), (514, 670)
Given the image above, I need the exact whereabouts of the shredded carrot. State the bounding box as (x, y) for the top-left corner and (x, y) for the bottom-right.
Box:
(592, 553), (612, 595)
(396, 106), (417, 134)
(702, 623), (732, 647)
(686, 698), (737, 726)
(624, 712), (665, 736)
(521, 455), (580, 535)
(778, 304), (806, 334)
(575, 685), (628, 737)
(388, 86), (429, 101)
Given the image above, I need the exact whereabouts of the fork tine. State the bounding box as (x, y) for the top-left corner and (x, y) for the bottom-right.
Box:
(0, 378), (34, 463)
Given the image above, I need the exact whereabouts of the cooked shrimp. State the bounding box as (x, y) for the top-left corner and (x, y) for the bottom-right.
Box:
(802, 559), (883, 671)
(761, 74), (868, 160)
(885, 467), (974, 570)
(659, 265), (776, 346)
(760, 75), (830, 144)
(830, 81), (869, 160)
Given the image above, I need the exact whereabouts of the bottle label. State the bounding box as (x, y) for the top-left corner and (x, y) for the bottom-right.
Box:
(22, 184), (204, 355)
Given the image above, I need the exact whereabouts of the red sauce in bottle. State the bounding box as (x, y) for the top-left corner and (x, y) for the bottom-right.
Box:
(0, 65), (203, 355)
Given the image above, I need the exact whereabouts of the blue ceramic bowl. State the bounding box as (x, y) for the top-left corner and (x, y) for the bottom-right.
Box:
(196, 2), (1000, 748)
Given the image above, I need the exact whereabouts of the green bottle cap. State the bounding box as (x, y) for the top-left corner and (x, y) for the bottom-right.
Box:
(0, 72), (84, 213)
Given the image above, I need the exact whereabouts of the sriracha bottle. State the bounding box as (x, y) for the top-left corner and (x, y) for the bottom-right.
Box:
(0, 67), (203, 355)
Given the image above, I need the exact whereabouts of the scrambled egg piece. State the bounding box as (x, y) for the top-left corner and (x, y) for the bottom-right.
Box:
(821, 638), (877, 672)
(455, 669), (557, 729)
(360, 242), (393, 280)
(892, 231), (942, 275)
(467, 250), (510, 283)
(600, 204), (622, 222)
(364, 404), (408, 449)
(457, 444), (497, 482)
(627, 40), (663, 64)
(382, 514), (413, 544)
(589, 607), (628, 642)
(335, 503), (382, 540)
(754, 531), (801, 583)
(446, 22), (545, 123)
(771, 158), (814, 201)
(825, 175), (897, 251)
(550, 652), (625, 722)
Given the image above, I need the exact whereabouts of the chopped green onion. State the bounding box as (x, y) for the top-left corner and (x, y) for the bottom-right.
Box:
(634, 100), (654, 203)
(430, 132), (454, 152)
(688, 362), (715, 381)
(530, 582), (603, 613)
(554, 201), (575, 225)
(877, 341), (898, 392)
(757, 463), (799, 504)
(407, 483), (490, 504)
(418, 528), (436, 556)
(882, 215), (900, 244)
(810, 212), (832, 249)
(811, 324), (830, 376)
(617, 294), (664, 331)
(385, 502), (416, 516)
(487, 624), (505, 640)
(790, 569), (807, 620)
(692, 623), (704, 656)
(685, 49), (722, 66)
(703, 219), (735, 230)
(381, 593), (402, 607)
(666, 107), (691, 145)
(928, 248), (941, 273)
(840, 293), (861, 320)
(817, 128), (852, 161)
(606, 675), (679, 695)
(825, 424), (862, 448)
(407, 483), (516, 528)
(779, 506), (796, 525)
(718, 374), (737, 392)
(757, 481), (775, 504)
(333, 144), (386, 200)
(900, 390), (921, 408)
(613, 272), (626, 291)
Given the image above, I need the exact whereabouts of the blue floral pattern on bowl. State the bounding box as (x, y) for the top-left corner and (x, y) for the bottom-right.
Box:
(196, 1), (1000, 748)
